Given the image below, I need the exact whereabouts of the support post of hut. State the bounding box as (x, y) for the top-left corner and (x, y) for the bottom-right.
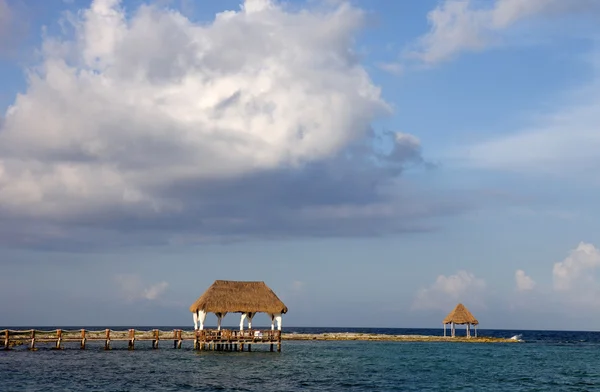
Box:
(277, 330), (282, 352)
(174, 329), (181, 349)
(104, 329), (111, 350)
(128, 329), (135, 350)
(152, 329), (159, 349)
(3, 329), (9, 350)
(56, 329), (62, 349)
(29, 330), (35, 350)
(80, 329), (86, 350)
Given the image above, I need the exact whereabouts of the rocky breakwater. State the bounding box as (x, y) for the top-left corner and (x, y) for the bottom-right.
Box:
(281, 332), (520, 343)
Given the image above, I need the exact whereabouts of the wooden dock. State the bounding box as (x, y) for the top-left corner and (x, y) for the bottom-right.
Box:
(1, 329), (282, 352)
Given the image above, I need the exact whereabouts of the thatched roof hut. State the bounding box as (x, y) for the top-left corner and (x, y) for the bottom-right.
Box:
(189, 280), (288, 331)
(443, 303), (479, 338)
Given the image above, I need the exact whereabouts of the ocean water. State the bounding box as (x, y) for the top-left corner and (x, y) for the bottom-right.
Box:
(1, 327), (600, 391)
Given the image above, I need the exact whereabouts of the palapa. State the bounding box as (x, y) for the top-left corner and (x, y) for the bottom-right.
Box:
(443, 303), (478, 325)
(189, 280), (288, 315)
(443, 303), (478, 338)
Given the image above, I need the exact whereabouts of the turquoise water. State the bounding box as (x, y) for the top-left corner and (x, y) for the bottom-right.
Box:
(2, 328), (600, 391)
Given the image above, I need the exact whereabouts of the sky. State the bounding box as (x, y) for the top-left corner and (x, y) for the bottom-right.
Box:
(1, 0), (600, 331)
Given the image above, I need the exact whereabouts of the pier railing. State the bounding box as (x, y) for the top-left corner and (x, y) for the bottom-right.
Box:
(1, 328), (282, 352)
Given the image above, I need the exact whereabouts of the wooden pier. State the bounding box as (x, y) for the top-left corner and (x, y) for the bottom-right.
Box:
(1, 329), (282, 352)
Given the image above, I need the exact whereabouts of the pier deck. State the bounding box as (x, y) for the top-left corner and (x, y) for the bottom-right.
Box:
(1, 329), (282, 352)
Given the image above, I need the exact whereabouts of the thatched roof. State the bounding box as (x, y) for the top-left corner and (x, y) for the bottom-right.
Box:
(189, 280), (288, 315)
(443, 303), (479, 325)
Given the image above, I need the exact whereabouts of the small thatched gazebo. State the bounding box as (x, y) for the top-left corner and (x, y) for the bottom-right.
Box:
(443, 303), (479, 338)
(189, 280), (288, 331)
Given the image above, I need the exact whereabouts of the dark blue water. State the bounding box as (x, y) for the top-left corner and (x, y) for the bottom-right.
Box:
(2, 327), (600, 391)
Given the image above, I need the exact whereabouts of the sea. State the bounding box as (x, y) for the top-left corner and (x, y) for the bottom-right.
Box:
(1, 327), (600, 391)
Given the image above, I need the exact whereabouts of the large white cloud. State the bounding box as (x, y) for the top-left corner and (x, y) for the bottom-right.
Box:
(412, 270), (486, 311)
(0, 0), (450, 249)
(0, 0), (384, 210)
(407, 0), (600, 64)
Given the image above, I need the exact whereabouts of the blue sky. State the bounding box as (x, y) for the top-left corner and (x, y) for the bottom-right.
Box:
(1, 0), (600, 331)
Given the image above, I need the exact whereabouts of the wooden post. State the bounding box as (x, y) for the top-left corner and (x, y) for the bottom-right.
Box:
(178, 330), (182, 349)
(105, 329), (111, 350)
(248, 344), (251, 352)
(194, 331), (199, 350)
(152, 329), (159, 349)
(80, 329), (86, 350)
(3, 330), (9, 350)
(56, 329), (62, 349)
(128, 329), (135, 350)
(30, 330), (35, 350)
(277, 330), (281, 352)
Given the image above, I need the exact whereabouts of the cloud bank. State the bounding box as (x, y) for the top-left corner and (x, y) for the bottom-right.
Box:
(0, 0), (457, 250)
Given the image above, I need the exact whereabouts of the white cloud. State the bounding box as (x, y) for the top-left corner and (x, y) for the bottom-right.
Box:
(413, 270), (486, 311)
(0, 0), (385, 214)
(408, 0), (600, 64)
(377, 62), (403, 76)
(114, 274), (169, 301)
(143, 281), (169, 300)
(515, 269), (536, 291)
(0, 0), (451, 248)
(553, 242), (600, 292)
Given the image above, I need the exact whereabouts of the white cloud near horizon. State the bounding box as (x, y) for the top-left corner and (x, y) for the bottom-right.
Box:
(114, 274), (169, 302)
(412, 270), (486, 311)
(407, 0), (600, 65)
(515, 269), (536, 291)
(553, 242), (600, 292)
(0, 0), (452, 249)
